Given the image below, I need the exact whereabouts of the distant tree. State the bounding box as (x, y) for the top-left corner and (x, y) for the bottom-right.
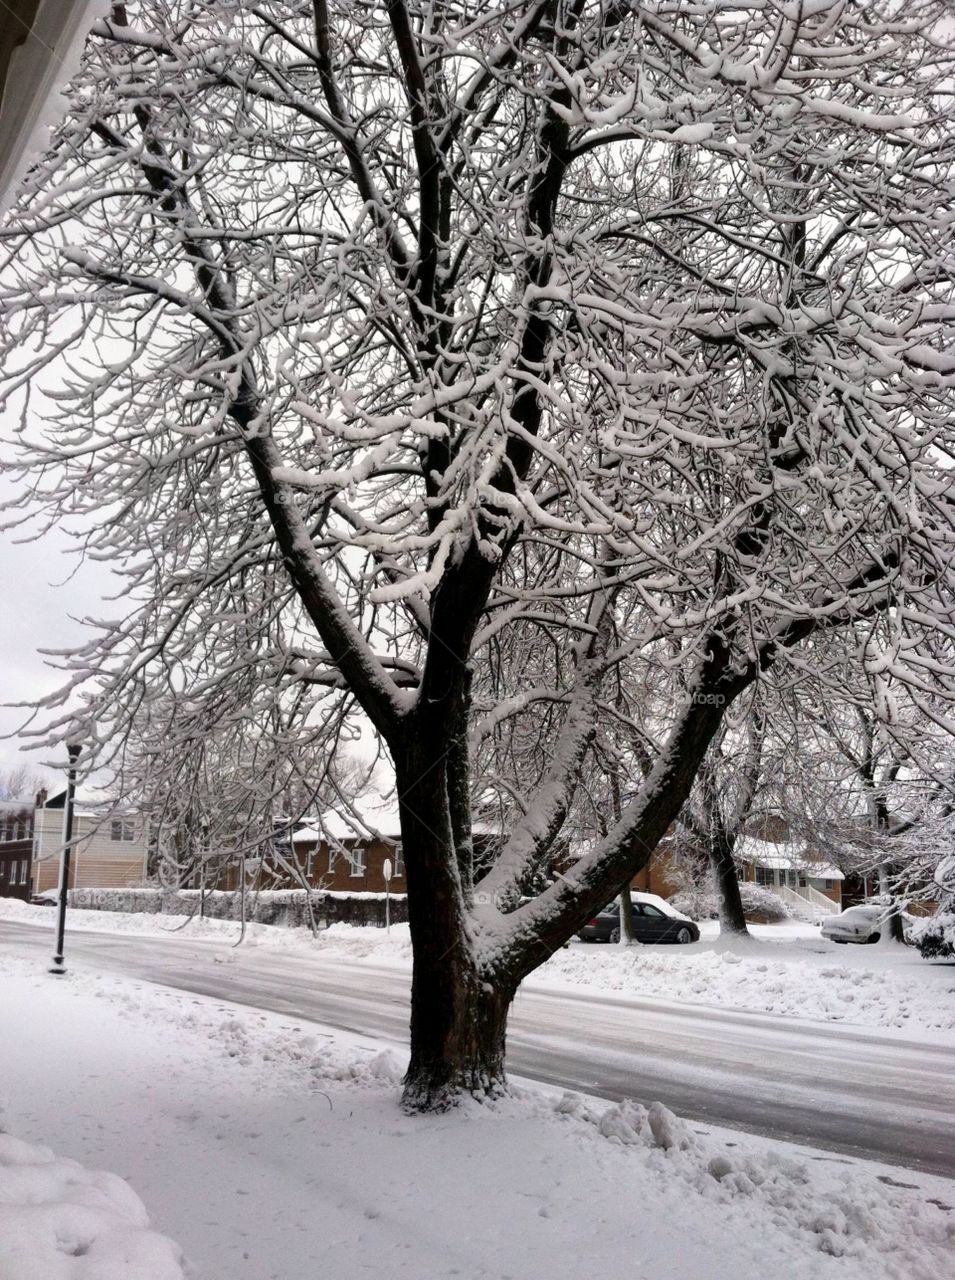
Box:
(2, 2), (955, 1108)
(0, 766), (48, 803)
(777, 678), (955, 941)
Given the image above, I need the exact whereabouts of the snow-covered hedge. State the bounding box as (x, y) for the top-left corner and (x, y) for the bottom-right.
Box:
(65, 886), (408, 929)
(910, 911), (955, 960)
(670, 883), (791, 923)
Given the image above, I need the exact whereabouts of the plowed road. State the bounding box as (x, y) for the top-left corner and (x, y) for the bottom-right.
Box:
(3, 919), (953, 1176)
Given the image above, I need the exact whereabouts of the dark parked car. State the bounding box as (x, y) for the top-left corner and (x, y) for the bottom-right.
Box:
(578, 894), (699, 944)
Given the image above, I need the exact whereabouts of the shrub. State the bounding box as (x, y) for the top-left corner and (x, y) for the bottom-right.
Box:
(669, 882), (791, 923)
(910, 911), (955, 960)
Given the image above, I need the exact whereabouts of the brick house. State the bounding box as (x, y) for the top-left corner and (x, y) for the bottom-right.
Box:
(0, 799), (35, 901)
(223, 815), (508, 896)
(289, 824), (405, 893)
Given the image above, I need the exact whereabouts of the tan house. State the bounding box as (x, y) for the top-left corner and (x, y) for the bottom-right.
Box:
(734, 836), (844, 913)
(31, 790), (148, 895)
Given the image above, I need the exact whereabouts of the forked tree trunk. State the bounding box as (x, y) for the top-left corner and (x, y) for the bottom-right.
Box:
(709, 836), (749, 936)
(396, 654), (757, 1107)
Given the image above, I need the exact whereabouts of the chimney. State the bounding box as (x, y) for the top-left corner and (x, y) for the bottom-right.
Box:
(35, 788), (47, 808)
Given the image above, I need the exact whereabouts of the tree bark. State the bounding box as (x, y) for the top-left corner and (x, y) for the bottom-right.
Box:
(395, 727), (516, 1111)
(618, 884), (637, 944)
(877, 862), (906, 946)
(611, 770), (637, 944)
(709, 835), (749, 936)
(403, 950), (515, 1112)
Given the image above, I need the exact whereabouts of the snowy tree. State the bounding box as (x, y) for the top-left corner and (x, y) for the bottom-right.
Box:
(677, 703), (767, 937)
(2, 1), (955, 1108)
(776, 673), (955, 939)
(132, 688), (379, 907)
(0, 766), (47, 802)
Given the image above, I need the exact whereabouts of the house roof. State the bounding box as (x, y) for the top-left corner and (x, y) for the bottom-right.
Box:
(290, 809), (509, 846)
(736, 836), (844, 881)
(292, 810), (400, 845)
(38, 791), (136, 821)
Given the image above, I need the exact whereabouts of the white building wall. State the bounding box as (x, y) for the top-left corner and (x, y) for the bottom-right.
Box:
(32, 808), (148, 894)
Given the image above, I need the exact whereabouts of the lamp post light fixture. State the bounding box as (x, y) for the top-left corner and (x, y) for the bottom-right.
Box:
(50, 740), (81, 975)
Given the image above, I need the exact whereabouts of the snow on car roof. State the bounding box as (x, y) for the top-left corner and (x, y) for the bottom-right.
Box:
(633, 891), (693, 920)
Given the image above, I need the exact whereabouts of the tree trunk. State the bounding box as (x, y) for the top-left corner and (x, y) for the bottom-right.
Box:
(403, 952), (515, 1111)
(709, 836), (749, 936)
(618, 884), (637, 944)
(877, 863), (906, 946)
(395, 738), (516, 1111)
(612, 772), (637, 944)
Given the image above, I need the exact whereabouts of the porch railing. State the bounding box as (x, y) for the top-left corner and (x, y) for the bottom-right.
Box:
(774, 883), (840, 920)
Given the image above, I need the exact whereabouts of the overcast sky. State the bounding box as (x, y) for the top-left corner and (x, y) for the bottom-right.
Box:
(0, 468), (112, 780)
(0, 1), (109, 785)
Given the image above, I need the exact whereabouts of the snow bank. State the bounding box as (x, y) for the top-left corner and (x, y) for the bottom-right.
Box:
(911, 911), (955, 959)
(0, 1130), (187, 1280)
(535, 941), (955, 1033)
(671, 882), (792, 922)
(0, 896), (416, 957)
(549, 1092), (955, 1277)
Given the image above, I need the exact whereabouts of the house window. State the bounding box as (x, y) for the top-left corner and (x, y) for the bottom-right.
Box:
(823, 879), (834, 891)
(18, 860), (27, 885)
(755, 865), (770, 886)
(110, 818), (135, 842)
(328, 845), (337, 873)
(393, 844), (404, 878)
(349, 845), (366, 877)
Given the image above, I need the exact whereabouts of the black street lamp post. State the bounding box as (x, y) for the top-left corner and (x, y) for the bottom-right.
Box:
(50, 741), (81, 975)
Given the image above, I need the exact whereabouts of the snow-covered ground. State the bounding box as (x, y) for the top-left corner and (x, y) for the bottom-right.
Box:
(1, 941), (953, 1280)
(2, 897), (952, 1038)
(0, 1129), (187, 1280)
(537, 926), (955, 1037)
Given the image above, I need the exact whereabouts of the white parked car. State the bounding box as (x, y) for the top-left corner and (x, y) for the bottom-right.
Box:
(822, 904), (902, 945)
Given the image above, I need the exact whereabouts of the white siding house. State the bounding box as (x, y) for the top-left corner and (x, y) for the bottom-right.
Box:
(31, 796), (148, 895)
